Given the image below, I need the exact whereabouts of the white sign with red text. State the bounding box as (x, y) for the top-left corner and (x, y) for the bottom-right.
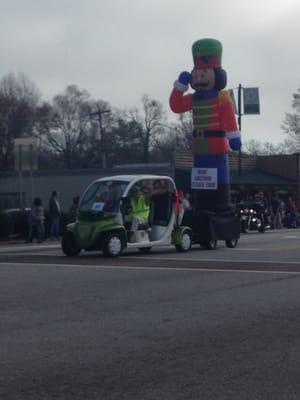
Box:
(191, 168), (218, 190)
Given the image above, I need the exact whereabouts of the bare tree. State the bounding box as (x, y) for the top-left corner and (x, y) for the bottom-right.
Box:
(174, 112), (193, 150)
(0, 73), (40, 170)
(261, 141), (278, 155)
(42, 84), (93, 168)
(105, 111), (144, 165)
(243, 138), (292, 155)
(243, 139), (263, 155)
(127, 95), (166, 163)
(282, 88), (300, 152)
(278, 137), (298, 154)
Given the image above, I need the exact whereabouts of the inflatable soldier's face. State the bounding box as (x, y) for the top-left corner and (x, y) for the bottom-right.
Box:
(191, 68), (215, 91)
(191, 38), (223, 91)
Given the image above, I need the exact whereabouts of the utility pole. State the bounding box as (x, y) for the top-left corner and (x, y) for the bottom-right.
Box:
(90, 108), (110, 169)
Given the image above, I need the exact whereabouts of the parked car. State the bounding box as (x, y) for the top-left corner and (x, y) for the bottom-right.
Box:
(0, 208), (30, 238)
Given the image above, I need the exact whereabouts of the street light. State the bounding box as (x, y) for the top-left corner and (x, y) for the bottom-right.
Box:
(90, 108), (110, 169)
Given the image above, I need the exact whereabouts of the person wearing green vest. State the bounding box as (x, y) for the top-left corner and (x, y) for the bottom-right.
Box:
(127, 185), (150, 236)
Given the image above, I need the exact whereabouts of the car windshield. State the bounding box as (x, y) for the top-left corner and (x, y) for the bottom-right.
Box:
(79, 180), (129, 214)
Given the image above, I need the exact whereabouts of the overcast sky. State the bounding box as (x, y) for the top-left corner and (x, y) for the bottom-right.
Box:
(1, 0), (300, 145)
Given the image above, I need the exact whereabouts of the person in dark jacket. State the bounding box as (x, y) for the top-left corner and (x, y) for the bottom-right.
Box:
(48, 191), (61, 239)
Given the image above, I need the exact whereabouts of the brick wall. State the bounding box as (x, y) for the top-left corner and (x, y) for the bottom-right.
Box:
(256, 154), (298, 180)
(174, 150), (256, 171)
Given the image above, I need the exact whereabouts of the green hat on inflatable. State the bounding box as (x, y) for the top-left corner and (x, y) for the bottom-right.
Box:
(192, 38), (223, 69)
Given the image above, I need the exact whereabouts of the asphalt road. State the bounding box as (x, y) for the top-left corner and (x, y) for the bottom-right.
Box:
(1, 230), (300, 399)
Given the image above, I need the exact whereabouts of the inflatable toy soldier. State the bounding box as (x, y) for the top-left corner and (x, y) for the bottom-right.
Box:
(170, 38), (241, 211)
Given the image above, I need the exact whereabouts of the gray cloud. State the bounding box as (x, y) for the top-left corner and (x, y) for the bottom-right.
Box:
(1, 0), (299, 145)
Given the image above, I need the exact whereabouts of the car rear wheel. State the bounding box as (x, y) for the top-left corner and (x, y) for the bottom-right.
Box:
(62, 231), (81, 257)
(258, 224), (265, 233)
(103, 233), (123, 257)
(175, 231), (192, 252)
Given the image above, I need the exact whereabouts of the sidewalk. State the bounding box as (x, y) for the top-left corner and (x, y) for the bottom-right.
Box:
(0, 227), (298, 248)
(0, 237), (61, 246)
(0, 240), (61, 254)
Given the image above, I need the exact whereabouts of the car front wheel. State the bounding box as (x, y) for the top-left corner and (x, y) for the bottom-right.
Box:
(103, 233), (123, 257)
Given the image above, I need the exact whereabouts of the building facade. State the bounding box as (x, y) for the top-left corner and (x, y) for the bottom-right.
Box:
(0, 153), (299, 211)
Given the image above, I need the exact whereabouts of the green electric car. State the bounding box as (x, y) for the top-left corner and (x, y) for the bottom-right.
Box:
(62, 174), (192, 257)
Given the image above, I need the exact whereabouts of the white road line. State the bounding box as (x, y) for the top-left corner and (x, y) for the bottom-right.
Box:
(1, 252), (61, 256)
(229, 247), (261, 251)
(282, 235), (298, 239)
(124, 255), (300, 264)
(1, 262), (300, 276)
(0, 248), (262, 256)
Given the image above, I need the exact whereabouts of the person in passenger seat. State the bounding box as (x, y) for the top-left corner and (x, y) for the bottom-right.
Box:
(152, 180), (164, 195)
(150, 181), (173, 226)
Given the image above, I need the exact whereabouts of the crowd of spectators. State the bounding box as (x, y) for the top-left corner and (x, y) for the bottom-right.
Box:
(234, 191), (299, 230)
(26, 185), (298, 244)
(27, 191), (80, 243)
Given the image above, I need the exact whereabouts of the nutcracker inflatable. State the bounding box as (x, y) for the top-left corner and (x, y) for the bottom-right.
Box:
(170, 38), (241, 248)
(170, 38), (241, 211)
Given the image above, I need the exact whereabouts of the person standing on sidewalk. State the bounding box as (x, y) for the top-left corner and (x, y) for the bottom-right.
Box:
(27, 198), (45, 243)
(286, 196), (297, 228)
(48, 191), (61, 239)
(271, 196), (282, 229)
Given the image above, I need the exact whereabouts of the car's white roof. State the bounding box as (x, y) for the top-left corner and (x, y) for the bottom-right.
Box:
(81, 174), (177, 198)
(94, 174), (174, 183)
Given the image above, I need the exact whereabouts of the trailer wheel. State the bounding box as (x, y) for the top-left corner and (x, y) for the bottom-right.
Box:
(103, 232), (123, 257)
(62, 231), (81, 257)
(225, 238), (238, 248)
(175, 231), (192, 253)
(200, 240), (217, 250)
(241, 223), (249, 233)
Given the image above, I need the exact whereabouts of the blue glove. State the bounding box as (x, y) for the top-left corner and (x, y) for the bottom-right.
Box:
(178, 71), (191, 86)
(229, 137), (242, 151)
